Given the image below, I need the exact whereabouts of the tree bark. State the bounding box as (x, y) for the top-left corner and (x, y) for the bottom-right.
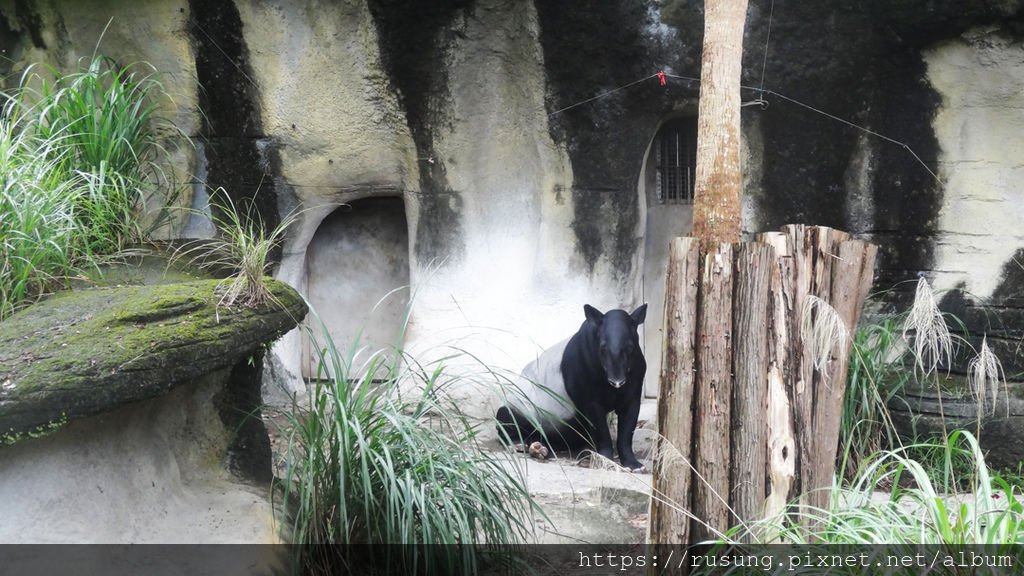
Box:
(757, 231), (798, 524)
(691, 0), (749, 246)
(807, 238), (878, 511)
(648, 237), (701, 545)
(691, 242), (735, 541)
(729, 242), (772, 537)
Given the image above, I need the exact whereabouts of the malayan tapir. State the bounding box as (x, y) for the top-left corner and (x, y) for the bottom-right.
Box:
(496, 304), (648, 471)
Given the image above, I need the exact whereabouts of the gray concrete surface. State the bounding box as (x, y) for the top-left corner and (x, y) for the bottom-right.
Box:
(513, 455), (653, 545)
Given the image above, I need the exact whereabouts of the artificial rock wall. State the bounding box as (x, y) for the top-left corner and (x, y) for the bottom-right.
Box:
(2, 0), (1022, 401)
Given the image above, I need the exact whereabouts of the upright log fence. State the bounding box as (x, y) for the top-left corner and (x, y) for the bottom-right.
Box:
(650, 225), (878, 543)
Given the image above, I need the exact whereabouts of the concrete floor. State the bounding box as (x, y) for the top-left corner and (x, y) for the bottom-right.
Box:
(502, 452), (653, 544)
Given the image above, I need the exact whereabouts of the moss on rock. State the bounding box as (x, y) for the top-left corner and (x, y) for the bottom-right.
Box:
(0, 279), (307, 437)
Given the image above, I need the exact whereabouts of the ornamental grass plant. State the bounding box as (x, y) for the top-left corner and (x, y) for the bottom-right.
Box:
(0, 54), (182, 319)
(277, 306), (543, 575)
(0, 122), (80, 319)
(173, 190), (299, 309)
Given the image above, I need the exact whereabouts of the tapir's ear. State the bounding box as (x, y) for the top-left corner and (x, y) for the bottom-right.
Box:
(583, 304), (605, 324)
(630, 303), (648, 325)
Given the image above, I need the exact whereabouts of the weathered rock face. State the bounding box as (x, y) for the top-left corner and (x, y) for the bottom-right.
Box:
(926, 31), (1024, 379)
(2, 0), (1022, 402)
(0, 279), (306, 543)
(890, 378), (1024, 472)
(0, 371), (277, 543)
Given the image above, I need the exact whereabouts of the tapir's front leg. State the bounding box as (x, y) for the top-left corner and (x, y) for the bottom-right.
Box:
(581, 402), (613, 460)
(616, 398), (644, 471)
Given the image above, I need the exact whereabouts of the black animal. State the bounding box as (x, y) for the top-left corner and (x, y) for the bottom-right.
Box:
(496, 304), (648, 471)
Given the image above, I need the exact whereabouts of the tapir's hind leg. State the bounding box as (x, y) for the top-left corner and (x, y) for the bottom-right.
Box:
(495, 406), (542, 447)
(496, 406), (592, 460)
(549, 417), (594, 453)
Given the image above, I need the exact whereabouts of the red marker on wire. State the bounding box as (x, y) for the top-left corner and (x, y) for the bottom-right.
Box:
(657, 71), (666, 86)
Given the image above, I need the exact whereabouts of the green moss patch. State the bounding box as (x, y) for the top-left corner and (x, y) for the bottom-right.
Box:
(0, 279), (306, 438)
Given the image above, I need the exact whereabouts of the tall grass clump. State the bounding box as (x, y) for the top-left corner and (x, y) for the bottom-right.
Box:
(0, 122), (80, 319)
(31, 56), (168, 176)
(773, 433), (1023, 545)
(279, 312), (540, 575)
(0, 53), (183, 318)
(839, 315), (911, 480)
(17, 55), (184, 254)
(701, 432), (1024, 576)
(839, 280), (976, 483)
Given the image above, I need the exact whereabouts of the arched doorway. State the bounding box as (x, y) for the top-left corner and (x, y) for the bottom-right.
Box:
(641, 116), (697, 397)
(302, 196), (410, 379)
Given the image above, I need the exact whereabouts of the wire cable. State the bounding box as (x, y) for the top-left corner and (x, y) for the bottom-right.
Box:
(548, 73), (661, 116)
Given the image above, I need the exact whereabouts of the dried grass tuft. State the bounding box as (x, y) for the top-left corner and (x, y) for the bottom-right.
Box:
(800, 295), (850, 377)
(968, 335), (1008, 417)
(901, 277), (953, 376)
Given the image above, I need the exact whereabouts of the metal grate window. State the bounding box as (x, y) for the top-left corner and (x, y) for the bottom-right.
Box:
(655, 118), (698, 204)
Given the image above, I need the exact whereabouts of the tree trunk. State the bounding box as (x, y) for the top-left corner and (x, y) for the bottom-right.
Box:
(690, 0), (749, 246)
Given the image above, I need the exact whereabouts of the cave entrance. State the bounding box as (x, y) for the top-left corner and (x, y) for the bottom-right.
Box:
(302, 196), (410, 380)
(641, 116), (697, 397)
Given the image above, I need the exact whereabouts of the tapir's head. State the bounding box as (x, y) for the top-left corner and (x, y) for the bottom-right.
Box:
(584, 303), (647, 389)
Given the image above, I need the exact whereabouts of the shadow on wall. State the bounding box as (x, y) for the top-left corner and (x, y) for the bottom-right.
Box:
(301, 197), (410, 380)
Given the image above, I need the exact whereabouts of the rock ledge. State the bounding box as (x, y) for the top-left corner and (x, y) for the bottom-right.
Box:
(0, 279), (307, 438)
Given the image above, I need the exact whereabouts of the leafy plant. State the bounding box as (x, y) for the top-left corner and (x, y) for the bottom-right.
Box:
(278, 308), (542, 575)
(679, 433), (1019, 576)
(901, 436), (984, 494)
(0, 119), (83, 319)
(766, 432), (1024, 547)
(31, 57), (166, 174)
(838, 280), (1001, 485)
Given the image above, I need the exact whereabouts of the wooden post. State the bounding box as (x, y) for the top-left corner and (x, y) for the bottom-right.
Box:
(729, 243), (772, 536)
(785, 224), (814, 508)
(757, 231), (798, 523)
(691, 242), (735, 541)
(806, 237), (878, 512)
(649, 237), (700, 544)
